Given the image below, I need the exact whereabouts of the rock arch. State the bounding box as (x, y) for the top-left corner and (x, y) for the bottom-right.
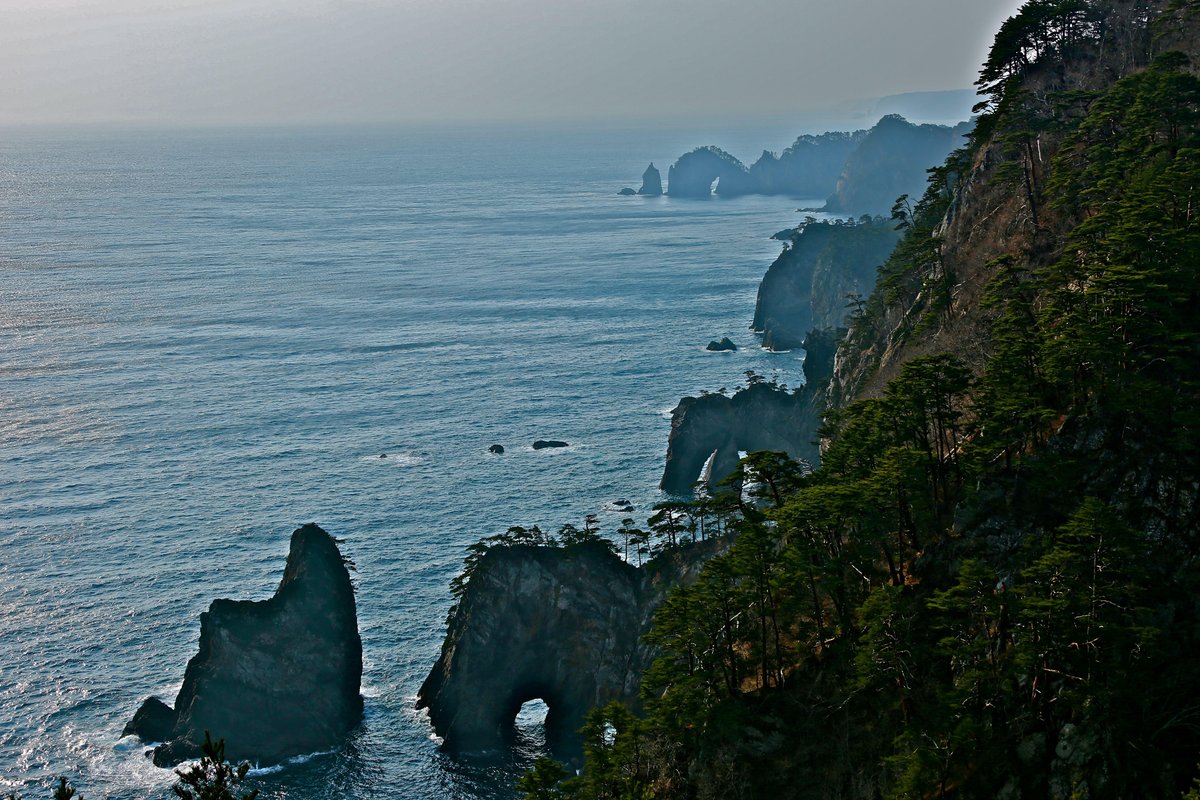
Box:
(418, 542), (644, 753)
(418, 540), (721, 755)
(666, 146), (753, 197)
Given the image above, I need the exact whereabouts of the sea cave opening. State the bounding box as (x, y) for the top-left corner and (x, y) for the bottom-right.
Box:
(512, 698), (551, 752)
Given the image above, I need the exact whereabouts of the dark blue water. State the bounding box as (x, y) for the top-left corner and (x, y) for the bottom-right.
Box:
(0, 123), (828, 799)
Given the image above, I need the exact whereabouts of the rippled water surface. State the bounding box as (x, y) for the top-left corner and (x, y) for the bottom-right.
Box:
(0, 123), (824, 799)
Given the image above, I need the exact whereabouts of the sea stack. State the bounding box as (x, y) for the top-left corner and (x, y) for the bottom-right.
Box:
(418, 539), (721, 755)
(123, 524), (363, 767)
(637, 163), (663, 196)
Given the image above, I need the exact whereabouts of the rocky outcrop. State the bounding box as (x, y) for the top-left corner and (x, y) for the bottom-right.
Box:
(667, 147), (754, 197)
(533, 440), (569, 450)
(752, 220), (900, 351)
(638, 163), (663, 196)
(618, 187), (637, 196)
(823, 115), (974, 215)
(489, 444), (505, 454)
(660, 329), (839, 494)
(124, 524), (363, 766)
(418, 540), (719, 754)
(706, 337), (737, 352)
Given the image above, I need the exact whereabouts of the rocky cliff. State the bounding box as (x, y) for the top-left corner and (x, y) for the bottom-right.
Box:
(823, 115), (973, 215)
(743, 130), (866, 198)
(124, 524), (363, 766)
(638, 163), (663, 196)
(752, 219), (900, 351)
(659, 329), (838, 494)
(417, 539), (718, 754)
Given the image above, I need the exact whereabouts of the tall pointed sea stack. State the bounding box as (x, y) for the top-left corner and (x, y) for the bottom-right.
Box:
(637, 163), (663, 196)
(124, 523), (363, 766)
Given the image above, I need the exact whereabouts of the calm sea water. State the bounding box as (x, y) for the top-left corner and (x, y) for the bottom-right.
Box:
(0, 122), (828, 799)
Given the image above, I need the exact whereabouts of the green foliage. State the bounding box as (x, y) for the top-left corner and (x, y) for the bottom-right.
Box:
(50, 779), (78, 800)
(172, 732), (258, 800)
(520, 9), (1200, 798)
(517, 758), (573, 800)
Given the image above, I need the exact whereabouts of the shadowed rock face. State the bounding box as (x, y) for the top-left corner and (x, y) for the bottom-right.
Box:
(752, 221), (900, 351)
(124, 524), (363, 766)
(667, 147), (753, 197)
(823, 115), (974, 215)
(638, 163), (663, 196)
(660, 329), (839, 494)
(417, 541), (716, 755)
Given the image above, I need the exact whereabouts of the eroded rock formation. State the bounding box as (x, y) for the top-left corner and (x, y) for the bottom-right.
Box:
(660, 329), (838, 494)
(417, 540), (717, 754)
(124, 524), (363, 766)
(638, 163), (663, 196)
(667, 147), (753, 197)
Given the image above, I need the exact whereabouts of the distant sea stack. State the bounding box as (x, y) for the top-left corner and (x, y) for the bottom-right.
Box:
(123, 524), (363, 767)
(637, 163), (663, 196)
(667, 147), (752, 198)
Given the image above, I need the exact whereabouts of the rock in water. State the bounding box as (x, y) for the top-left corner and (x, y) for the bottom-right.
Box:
(417, 540), (719, 754)
(532, 440), (569, 450)
(637, 163), (662, 196)
(124, 523), (363, 766)
(705, 337), (737, 352)
(618, 187), (637, 196)
(488, 444), (505, 454)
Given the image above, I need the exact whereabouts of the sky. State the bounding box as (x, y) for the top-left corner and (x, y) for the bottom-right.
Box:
(0, 0), (1028, 126)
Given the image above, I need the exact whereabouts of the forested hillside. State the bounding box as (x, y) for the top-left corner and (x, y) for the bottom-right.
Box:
(519, 1), (1200, 798)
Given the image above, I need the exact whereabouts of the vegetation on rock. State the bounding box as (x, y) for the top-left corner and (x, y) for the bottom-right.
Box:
(517, 1), (1200, 797)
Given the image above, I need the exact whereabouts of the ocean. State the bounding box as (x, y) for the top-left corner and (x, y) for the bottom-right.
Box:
(0, 122), (830, 799)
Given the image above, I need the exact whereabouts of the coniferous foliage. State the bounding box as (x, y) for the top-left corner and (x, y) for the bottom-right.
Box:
(172, 733), (259, 800)
(519, 2), (1200, 798)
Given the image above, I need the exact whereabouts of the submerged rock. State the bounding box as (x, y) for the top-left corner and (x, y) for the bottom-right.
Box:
(637, 163), (663, 196)
(124, 523), (363, 766)
(618, 187), (637, 196)
(706, 337), (738, 352)
(418, 539), (720, 755)
(533, 440), (569, 450)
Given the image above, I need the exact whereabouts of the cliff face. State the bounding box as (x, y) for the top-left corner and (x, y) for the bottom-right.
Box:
(660, 330), (838, 494)
(752, 220), (900, 351)
(829, 4), (1200, 408)
(417, 540), (718, 754)
(824, 115), (973, 215)
(124, 524), (363, 766)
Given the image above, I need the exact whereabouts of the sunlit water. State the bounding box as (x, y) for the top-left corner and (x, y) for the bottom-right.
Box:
(0, 123), (829, 799)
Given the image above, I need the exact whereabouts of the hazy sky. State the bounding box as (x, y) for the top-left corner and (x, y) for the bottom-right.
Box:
(0, 0), (1027, 125)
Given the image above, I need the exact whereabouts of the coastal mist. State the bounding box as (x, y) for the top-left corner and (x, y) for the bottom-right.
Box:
(0, 124), (824, 799)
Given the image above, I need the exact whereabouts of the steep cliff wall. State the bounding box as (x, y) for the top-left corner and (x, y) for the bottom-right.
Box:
(124, 524), (363, 766)
(752, 220), (900, 351)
